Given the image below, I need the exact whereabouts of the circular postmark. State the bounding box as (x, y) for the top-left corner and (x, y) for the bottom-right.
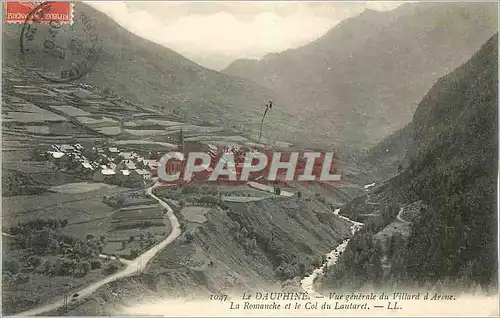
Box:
(20, 2), (100, 82)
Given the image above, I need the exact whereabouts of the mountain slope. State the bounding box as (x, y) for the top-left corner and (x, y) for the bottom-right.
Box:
(43, 197), (352, 315)
(321, 34), (498, 291)
(223, 2), (497, 148)
(360, 122), (414, 183)
(400, 33), (498, 287)
(2, 3), (298, 144)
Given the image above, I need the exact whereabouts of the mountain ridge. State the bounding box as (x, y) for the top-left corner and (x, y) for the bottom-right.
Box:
(2, 3), (303, 146)
(321, 33), (498, 291)
(223, 2), (497, 148)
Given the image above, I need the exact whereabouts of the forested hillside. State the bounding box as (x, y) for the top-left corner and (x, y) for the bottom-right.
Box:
(401, 33), (498, 288)
(321, 34), (498, 291)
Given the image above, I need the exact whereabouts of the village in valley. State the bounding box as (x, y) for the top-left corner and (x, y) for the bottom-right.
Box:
(1, 62), (361, 316)
(43, 143), (156, 187)
(1, 64), (313, 314)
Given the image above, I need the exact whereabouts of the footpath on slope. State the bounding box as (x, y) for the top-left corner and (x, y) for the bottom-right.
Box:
(15, 183), (181, 317)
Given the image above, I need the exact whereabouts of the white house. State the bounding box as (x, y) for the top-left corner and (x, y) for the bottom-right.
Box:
(119, 152), (134, 160)
(117, 160), (136, 171)
(59, 144), (75, 152)
(77, 161), (95, 179)
(74, 144), (84, 151)
(48, 151), (66, 160)
(141, 159), (159, 170)
(93, 167), (116, 183)
(48, 151), (69, 168)
(133, 169), (151, 181)
(116, 169), (131, 184)
(108, 147), (119, 154)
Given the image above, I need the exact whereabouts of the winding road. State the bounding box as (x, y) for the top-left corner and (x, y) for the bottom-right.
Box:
(15, 183), (181, 316)
(396, 207), (410, 224)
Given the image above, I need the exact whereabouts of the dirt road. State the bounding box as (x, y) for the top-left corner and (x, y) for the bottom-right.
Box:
(15, 183), (181, 316)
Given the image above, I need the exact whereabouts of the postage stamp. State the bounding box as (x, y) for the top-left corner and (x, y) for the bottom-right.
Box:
(5, 1), (73, 24)
(19, 1), (100, 82)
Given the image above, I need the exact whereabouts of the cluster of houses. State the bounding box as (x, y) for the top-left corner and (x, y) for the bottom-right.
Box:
(46, 144), (159, 187)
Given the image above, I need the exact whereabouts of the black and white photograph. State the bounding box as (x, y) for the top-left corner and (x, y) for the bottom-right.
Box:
(1, 1), (498, 316)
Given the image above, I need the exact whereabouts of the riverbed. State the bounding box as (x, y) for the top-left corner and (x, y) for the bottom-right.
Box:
(300, 209), (364, 297)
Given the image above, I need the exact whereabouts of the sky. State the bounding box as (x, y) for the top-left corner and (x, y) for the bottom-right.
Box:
(86, 1), (404, 70)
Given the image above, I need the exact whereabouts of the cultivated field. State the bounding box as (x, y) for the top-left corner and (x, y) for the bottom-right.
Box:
(124, 129), (165, 136)
(76, 116), (119, 126)
(95, 126), (122, 136)
(112, 139), (177, 148)
(180, 206), (212, 224)
(49, 183), (115, 194)
(50, 105), (91, 117)
(222, 196), (266, 202)
(2, 185), (125, 235)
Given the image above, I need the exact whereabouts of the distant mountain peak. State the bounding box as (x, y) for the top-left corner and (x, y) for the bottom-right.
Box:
(222, 2), (497, 148)
(360, 8), (379, 15)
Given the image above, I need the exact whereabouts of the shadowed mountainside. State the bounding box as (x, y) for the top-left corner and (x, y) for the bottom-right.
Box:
(400, 33), (498, 287)
(321, 34), (498, 291)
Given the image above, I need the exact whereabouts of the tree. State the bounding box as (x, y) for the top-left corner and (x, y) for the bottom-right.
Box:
(57, 257), (72, 276)
(130, 249), (139, 258)
(43, 261), (55, 287)
(136, 160), (145, 169)
(47, 218), (60, 229)
(243, 237), (257, 254)
(79, 261), (91, 275)
(200, 185), (210, 194)
(178, 199), (186, 208)
(33, 229), (52, 254)
(274, 187), (281, 196)
(184, 233), (194, 243)
(86, 234), (95, 241)
(107, 260), (121, 273)
(69, 259), (78, 276)
(297, 191), (302, 201)
(199, 196), (218, 205)
(311, 255), (324, 268)
(121, 241), (127, 250)
(16, 273), (30, 287)
(90, 259), (102, 269)
(299, 263), (306, 276)
(27, 255), (42, 269)
(4, 259), (20, 275)
(61, 219), (69, 227)
(116, 195), (125, 207)
(129, 236), (135, 243)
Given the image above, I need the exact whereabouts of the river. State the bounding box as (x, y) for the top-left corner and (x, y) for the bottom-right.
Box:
(300, 208), (364, 297)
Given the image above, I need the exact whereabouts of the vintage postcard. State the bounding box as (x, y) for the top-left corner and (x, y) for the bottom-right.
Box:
(1, 1), (498, 316)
